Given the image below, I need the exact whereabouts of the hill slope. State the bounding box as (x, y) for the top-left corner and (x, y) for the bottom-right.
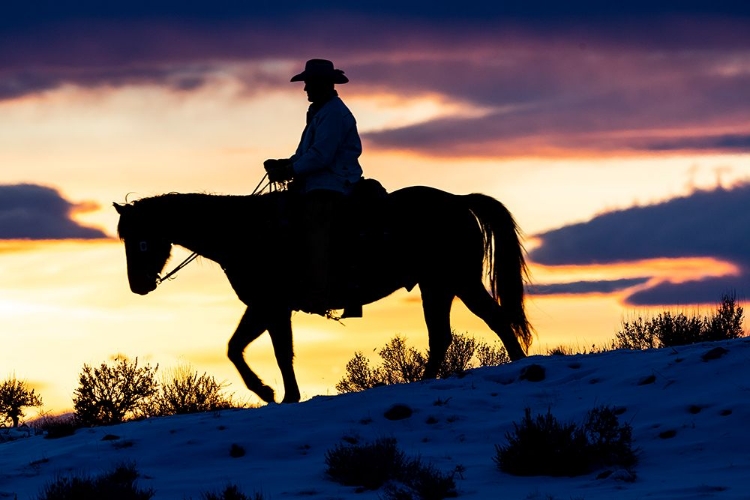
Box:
(3, 338), (750, 499)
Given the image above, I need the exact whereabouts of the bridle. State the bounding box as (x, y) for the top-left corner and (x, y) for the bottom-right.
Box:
(154, 173), (280, 286)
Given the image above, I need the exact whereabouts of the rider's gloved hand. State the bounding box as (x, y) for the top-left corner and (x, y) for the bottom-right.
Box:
(264, 159), (295, 182)
(263, 158), (290, 171)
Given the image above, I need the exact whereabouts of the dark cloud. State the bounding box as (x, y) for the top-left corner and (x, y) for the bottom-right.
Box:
(528, 278), (649, 295)
(1, 4), (749, 157)
(528, 183), (750, 305)
(360, 54), (750, 156)
(646, 134), (750, 152)
(0, 184), (107, 239)
(626, 277), (749, 305)
(5, 1), (749, 25)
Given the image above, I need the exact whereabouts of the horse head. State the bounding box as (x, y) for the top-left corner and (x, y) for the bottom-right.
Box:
(114, 202), (173, 295)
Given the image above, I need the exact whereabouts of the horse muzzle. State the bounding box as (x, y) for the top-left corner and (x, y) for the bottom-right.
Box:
(128, 274), (158, 295)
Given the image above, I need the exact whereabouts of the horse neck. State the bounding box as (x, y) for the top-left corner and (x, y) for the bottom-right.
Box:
(149, 193), (267, 262)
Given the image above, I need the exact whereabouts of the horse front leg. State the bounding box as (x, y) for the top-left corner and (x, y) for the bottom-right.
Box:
(227, 307), (276, 404)
(267, 308), (301, 403)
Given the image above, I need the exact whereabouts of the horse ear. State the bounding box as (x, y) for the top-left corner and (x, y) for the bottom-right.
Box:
(113, 202), (127, 214)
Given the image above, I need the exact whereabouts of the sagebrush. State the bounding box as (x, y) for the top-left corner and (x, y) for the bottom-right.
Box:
(73, 357), (159, 426)
(325, 437), (457, 499)
(73, 358), (242, 426)
(615, 293), (744, 350)
(153, 363), (240, 416)
(37, 462), (154, 500)
(495, 406), (637, 476)
(336, 332), (509, 393)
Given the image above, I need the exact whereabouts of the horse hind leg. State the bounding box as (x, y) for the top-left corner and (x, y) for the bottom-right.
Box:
(457, 281), (526, 361)
(227, 307), (276, 403)
(421, 285), (455, 379)
(267, 312), (301, 403)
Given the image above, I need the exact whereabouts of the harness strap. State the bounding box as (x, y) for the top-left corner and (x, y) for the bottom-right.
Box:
(157, 252), (199, 284)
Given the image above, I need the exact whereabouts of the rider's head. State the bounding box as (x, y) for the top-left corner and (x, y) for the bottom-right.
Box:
(291, 59), (348, 103)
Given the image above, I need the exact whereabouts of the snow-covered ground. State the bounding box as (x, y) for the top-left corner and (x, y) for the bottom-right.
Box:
(3, 338), (750, 499)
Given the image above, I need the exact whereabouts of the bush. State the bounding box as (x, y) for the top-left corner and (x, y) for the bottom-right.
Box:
(198, 484), (264, 500)
(37, 462), (154, 500)
(73, 357), (158, 427)
(437, 333), (476, 378)
(495, 406), (636, 477)
(475, 341), (511, 366)
(325, 437), (457, 499)
(335, 353), (382, 394)
(31, 413), (80, 439)
(0, 374), (43, 427)
(336, 332), (510, 394)
(153, 364), (240, 416)
(615, 293), (745, 350)
(325, 437), (406, 489)
(379, 336), (427, 384)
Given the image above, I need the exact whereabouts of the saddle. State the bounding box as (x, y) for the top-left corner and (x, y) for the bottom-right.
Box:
(274, 178), (389, 317)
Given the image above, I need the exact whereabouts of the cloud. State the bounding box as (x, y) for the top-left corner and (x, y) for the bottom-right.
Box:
(645, 134), (750, 152)
(527, 278), (650, 295)
(0, 184), (107, 239)
(528, 183), (750, 304)
(1, 5), (750, 157)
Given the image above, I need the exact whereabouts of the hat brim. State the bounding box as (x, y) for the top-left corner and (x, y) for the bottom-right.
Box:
(290, 71), (349, 84)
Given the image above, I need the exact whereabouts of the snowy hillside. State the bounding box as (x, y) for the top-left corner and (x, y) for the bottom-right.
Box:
(3, 338), (750, 499)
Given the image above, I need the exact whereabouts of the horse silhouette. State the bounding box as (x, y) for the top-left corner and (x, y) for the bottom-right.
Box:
(114, 185), (531, 403)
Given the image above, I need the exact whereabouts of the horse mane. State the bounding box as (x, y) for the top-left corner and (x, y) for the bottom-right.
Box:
(117, 191), (285, 240)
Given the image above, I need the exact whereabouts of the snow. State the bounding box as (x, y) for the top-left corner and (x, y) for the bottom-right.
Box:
(3, 338), (750, 499)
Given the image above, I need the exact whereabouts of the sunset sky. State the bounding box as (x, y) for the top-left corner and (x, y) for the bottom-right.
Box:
(2, 1), (750, 412)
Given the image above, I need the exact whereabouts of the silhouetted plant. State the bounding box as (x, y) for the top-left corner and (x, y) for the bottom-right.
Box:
(32, 413), (80, 439)
(73, 357), (158, 427)
(335, 352), (383, 394)
(475, 341), (511, 366)
(615, 293), (745, 350)
(37, 462), (154, 500)
(326, 437), (406, 489)
(704, 292), (744, 341)
(384, 459), (458, 500)
(337, 332), (510, 394)
(153, 363), (240, 416)
(495, 406), (636, 477)
(198, 484), (264, 500)
(615, 314), (657, 351)
(545, 343), (613, 356)
(379, 336), (427, 384)
(0, 374), (43, 427)
(437, 333), (476, 378)
(325, 437), (457, 498)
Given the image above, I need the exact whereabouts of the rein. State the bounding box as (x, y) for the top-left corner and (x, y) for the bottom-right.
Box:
(155, 173), (276, 286)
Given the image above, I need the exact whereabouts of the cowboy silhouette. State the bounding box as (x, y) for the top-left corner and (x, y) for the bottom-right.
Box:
(264, 59), (364, 314)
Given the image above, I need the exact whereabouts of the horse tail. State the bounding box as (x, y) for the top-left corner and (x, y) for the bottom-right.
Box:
(463, 193), (532, 350)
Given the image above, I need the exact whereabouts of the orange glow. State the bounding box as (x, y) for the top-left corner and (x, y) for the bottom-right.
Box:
(3, 83), (750, 416)
(528, 257), (740, 287)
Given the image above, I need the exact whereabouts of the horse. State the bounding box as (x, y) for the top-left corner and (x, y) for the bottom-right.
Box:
(114, 185), (532, 403)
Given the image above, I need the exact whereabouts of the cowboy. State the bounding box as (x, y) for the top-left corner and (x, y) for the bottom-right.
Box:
(264, 59), (364, 314)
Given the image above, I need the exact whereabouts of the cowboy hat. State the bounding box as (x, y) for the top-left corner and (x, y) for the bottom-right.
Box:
(290, 59), (349, 84)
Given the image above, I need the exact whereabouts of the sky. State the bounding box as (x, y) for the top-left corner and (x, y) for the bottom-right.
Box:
(2, 2), (750, 412)
(3, 338), (750, 498)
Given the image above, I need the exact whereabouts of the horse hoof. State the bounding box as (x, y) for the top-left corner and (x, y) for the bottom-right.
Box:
(281, 393), (301, 404)
(257, 385), (276, 404)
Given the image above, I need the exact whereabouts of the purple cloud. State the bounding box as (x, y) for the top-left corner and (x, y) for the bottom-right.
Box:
(0, 184), (107, 240)
(1, 6), (749, 157)
(528, 183), (750, 305)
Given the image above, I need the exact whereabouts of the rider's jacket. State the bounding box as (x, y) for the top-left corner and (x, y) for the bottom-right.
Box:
(290, 96), (363, 194)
